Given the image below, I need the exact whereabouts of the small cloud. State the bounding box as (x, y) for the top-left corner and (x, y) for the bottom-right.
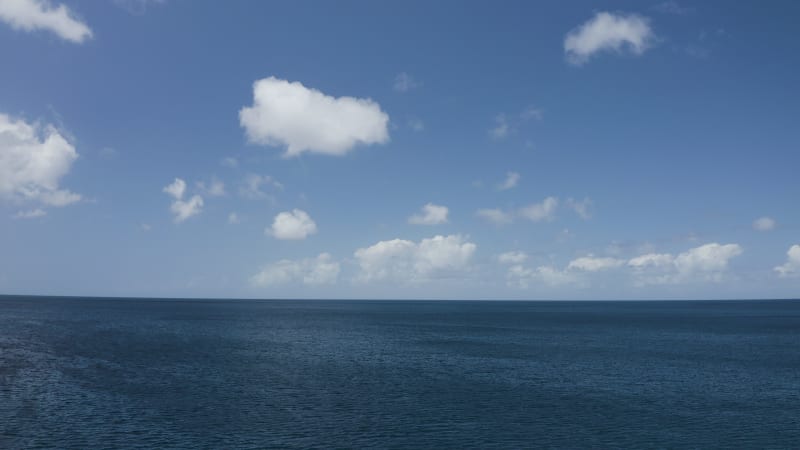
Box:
(519, 197), (558, 222)
(140, 223), (152, 232)
(0, 0), (92, 43)
(628, 243), (742, 285)
(354, 234), (476, 283)
(489, 114), (511, 139)
(489, 107), (543, 140)
(0, 114), (81, 207)
(497, 251), (528, 264)
(496, 171), (520, 191)
(239, 174), (283, 200)
(163, 178), (203, 223)
(12, 208), (46, 219)
(196, 177), (226, 197)
(408, 203), (449, 225)
(774, 244), (800, 278)
(228, 212), (240, 225)
(476, 208), (514, 225)
(240, 77), (390, 157)
(567, 255), (624, 272)
(566, 197), (592, 220)
(268, 209), (317, 240)
(753, 216), (776, 232)
(251, 253), (340, 286)
(393, 72), (420, 92)
(564, 12), (655, 65)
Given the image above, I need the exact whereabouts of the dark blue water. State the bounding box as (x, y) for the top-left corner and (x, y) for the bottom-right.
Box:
(1, 297), (799, 448)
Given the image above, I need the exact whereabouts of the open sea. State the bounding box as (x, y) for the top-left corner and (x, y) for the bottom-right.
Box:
(1, 296), (798, 448)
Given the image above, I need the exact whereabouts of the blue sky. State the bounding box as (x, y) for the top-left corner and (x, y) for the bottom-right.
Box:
(1, 0), (798, 299)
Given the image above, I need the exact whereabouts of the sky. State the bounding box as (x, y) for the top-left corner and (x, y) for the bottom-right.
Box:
(0, 0), (798, 300)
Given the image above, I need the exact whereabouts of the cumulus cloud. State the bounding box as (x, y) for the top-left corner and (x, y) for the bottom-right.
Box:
(269, 209), (317, 240)
(228, 212), (240, 225)
(497, 171), (520, 191)
(753, 216), (776, 231)
(628, 243), (742, 284)
(497, 251), (527, 264)
(408, 203), (449, 225)
(519, 197), (559, 222)
(239, 77), (390, 157)
(476, 208), (514, 225)
(12, 208), (46, 219)
(566, 197), (592, 220)
(163, 178), (203, 223)
(564, 12), (654, 65)
(393, 72), (420, 92)
(0, 0), (92, 43)
(251, 253), (340, 287)
(0, 113), (81, 208)
(354, 234), (476, 283)
(774, 245), (800, 278)
(567, 255), (624, 272)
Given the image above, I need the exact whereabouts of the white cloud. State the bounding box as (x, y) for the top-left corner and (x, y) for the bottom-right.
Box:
(269, 209), (317, 240)
(393, 72), (420, 92)
(567, 255), (624, 272)
(476, 208), (514, 225)
(628, 243), (742, 284)
(228, 212), (240, 225)
(497, 251), (527, 264)
(12, 208), (46, 219)
(170, 195), (203, 223)
(196, 177), (225, 197)
(519, 197), (558, 222)
(163, 178), (203, 223)
(628, 253), (673, 269)
(0, 113), (81, 207)
(774, 245), (800, 278)
(497, 171), (520, 191)
(251, 253), (340, 287)
(0, 0), (92, 43)
(564, 12), (654, 65)
(753, 216), (775, 231)
(354, 234), (476, 283)
(408, 203), (449, 225)
(239, 77), (390, 157)
(162, 178), (185, 200)
(239, 173), (282, 199)
(566, 197), (592, 220)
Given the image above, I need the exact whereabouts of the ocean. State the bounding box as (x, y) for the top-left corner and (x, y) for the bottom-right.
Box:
(1, 296), (798, 448)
